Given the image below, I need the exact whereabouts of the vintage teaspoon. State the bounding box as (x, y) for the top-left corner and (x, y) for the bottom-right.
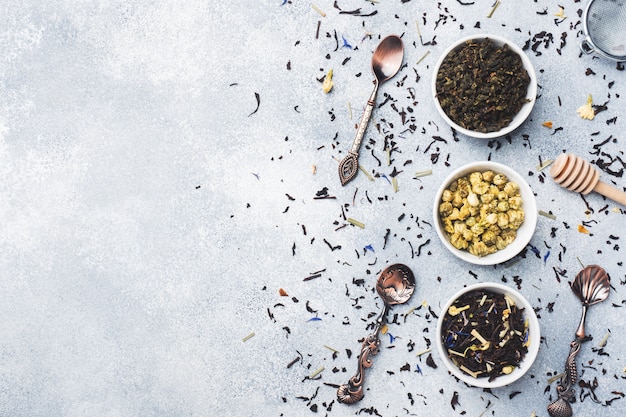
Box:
(337, 264), (415, 403)
(338, 35), (404, 186)
(547, 265), (610, 417)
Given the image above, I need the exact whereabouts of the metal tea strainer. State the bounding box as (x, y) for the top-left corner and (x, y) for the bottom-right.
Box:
(581, 0), (626, 61)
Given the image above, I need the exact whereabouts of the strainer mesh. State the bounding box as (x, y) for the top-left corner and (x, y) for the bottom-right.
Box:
(587, 0), (626, 58)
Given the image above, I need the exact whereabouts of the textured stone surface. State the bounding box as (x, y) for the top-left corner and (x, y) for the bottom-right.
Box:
(1, 1), (625, 416)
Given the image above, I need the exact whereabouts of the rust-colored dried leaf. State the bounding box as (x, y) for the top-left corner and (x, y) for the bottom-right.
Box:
(279, 288), (289, 296)
(577, 224), (590, 234)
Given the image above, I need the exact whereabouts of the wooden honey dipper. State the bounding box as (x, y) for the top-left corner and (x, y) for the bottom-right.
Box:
(550, 153), (626, 206)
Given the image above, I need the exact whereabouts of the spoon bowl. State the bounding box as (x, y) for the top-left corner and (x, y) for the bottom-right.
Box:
(337, 264), (415, 404)
(372, 36), (404, 81)
(338, 35), (404, 186)
(376, 263), (415, 305)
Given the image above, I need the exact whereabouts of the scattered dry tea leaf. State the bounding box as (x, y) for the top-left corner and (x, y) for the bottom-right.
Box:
(577, 94), (595, 120)
(279, 288), (289, 296)
(578, 224), (590, 234)
(542, 121), (553, 129)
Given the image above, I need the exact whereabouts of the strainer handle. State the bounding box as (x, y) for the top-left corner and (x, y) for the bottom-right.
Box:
(580, 39), (594, 55)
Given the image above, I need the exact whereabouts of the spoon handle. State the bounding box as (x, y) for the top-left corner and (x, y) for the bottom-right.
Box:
(351, 82), (379, 154)
(548, 304), (594, 417)
(337, 305), (387, 404)
(547, 337), (583, 417)
(338, 82), (379, 186)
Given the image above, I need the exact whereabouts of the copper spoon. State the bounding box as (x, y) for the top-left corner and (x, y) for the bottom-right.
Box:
(550, 153), (626, 206)
(547, 265), (610, 417)
(338, 35), (404, 186)
(337, 264), (415, 404)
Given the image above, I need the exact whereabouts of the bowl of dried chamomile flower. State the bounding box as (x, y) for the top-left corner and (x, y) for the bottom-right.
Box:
(432, 34), (537, 139)
(436, 282), (541, 388)
(433, 161), (537, 265)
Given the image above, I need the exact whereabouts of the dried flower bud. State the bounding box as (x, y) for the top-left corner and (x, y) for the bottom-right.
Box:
(467, 192), (480, 207)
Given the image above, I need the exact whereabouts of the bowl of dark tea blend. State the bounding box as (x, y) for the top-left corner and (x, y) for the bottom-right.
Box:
(436, 283), (540, 388)
(433, 34), (537, 139)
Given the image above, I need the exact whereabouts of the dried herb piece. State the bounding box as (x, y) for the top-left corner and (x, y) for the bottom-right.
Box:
(248, 92), (261, 117)
(322, 69), (334, 93)
(440, 289), (530, 381)
(435, 38), (531, 133)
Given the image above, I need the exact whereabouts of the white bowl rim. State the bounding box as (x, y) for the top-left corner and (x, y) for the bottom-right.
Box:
(435, 282), (541, 388)
(432, 33), (538, 139)
(432, 161), (538, 265)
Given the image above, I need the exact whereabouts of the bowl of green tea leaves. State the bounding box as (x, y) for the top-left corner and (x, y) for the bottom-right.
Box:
(436, 282), (540, 388)
(433, 34), (537, 139)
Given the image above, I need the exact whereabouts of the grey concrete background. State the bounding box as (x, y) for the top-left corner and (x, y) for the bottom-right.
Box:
(1, 1), (625, 416)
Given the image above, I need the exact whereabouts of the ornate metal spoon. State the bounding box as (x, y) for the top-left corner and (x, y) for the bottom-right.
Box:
(338, 35), (404, 186)
(337, 264), (415, 403)
(547, 265), (610, 417)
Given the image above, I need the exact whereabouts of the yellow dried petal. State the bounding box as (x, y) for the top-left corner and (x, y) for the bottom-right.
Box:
(578, 224), (590, 234)
(542, 121), (553, 129)
(577, 94), (594, 120)
(502, 365), (515, 374)
(448, 305), (470, 316)
(322, 69), (334, 93)
(554, 7), (566, 19)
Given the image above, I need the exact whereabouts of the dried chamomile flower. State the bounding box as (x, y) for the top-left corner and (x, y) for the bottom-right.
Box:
(577, 94), (594, 120)
(322, 69), (334, 93)
(439, 171), (524, 257)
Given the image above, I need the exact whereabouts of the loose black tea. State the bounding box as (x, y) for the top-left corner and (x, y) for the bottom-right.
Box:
(436, 38), (531, 133)
(441, 289), (530, 381)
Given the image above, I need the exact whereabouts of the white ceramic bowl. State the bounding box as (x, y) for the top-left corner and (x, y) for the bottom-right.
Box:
(433, 161), (537, 265)
(436, 282), (541, 388)
(432, 34), (537, 139)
